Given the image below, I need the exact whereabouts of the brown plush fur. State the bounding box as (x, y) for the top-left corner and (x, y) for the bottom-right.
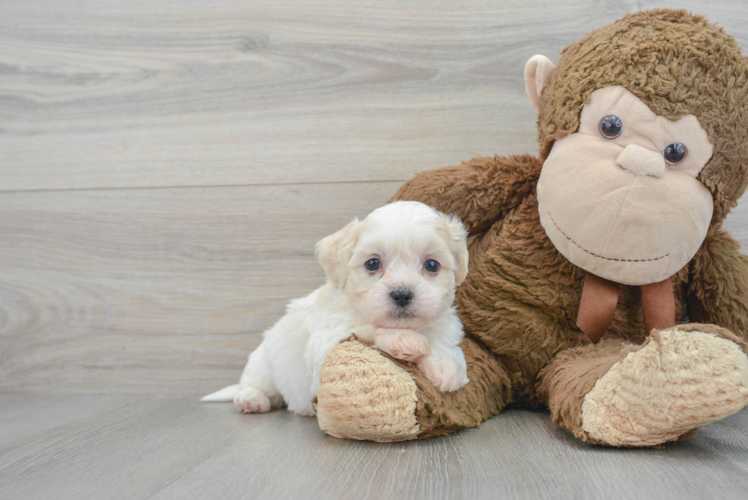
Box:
(534, 322), (748, 444)
(689, 230), (748, 336)
(538, 10), (748, 223)
(536, 339), (638, 443)
(396, 10), (748, 438)
(316, 10), (748, 445)
(395, 157), (694, 404)
(400, 336), (512, 438)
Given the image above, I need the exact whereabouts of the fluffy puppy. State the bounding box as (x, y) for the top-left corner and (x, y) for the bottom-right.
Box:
(202, 201), (470, 415)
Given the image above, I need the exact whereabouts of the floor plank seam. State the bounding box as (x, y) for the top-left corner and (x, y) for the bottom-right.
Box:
(0, 178), (409, 196)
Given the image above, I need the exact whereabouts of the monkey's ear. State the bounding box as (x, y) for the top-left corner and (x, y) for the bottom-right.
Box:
(524, 55), (556, 110)
(315, 219), (363, 288)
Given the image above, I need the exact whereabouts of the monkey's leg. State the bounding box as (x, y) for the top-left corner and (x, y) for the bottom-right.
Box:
(537, 325), (748, 446)
(315, 336), (511, 442)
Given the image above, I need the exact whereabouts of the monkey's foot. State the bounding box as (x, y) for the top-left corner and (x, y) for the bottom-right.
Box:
(581, 325), (748, 446)
(316, 340), (421, 442)
(316, 337), (511, 442)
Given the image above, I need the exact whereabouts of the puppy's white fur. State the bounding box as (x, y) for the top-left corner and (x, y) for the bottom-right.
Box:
(202, 201), (470, 415)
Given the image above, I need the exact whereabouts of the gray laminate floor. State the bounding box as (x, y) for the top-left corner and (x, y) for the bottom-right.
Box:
(1, 395), (747, 499)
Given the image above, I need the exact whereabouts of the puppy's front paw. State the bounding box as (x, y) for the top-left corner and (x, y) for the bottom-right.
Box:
(418, 355), (466, 392)
(375, 329), (431, 362)
(233, 386), (271, 413)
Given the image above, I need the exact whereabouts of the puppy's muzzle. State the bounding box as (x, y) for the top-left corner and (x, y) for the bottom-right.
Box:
(390, 288), (413, 307)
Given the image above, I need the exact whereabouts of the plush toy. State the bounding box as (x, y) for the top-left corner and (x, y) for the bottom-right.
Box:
(313, 9), (748, 446)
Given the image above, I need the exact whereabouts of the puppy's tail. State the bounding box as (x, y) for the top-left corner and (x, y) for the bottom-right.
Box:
(201, 384), (241, 402)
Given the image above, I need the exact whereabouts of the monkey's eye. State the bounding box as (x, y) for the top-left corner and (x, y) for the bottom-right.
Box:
(424, 259), (440, 273)
(599, 115), (623, 139)
(365, 258), (380, 271)
(664, 143), (687, 164)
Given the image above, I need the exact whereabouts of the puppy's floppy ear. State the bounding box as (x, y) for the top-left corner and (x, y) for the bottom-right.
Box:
(315, 219), (363, 288)
(440, 213), (469, 286)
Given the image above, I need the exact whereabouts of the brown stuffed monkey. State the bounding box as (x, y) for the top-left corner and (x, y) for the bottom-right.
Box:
(314, 9), (748, 446)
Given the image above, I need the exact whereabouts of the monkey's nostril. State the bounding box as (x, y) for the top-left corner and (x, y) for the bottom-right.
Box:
(390, 289), (413, 307)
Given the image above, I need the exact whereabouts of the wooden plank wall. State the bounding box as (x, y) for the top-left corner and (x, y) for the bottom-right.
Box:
(2, 0), (747, 395)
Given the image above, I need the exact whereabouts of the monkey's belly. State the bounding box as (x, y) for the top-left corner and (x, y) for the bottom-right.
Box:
(455, 196), (650, 400)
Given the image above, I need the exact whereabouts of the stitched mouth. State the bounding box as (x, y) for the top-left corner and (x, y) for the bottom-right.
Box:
(549, 212), (669, 263)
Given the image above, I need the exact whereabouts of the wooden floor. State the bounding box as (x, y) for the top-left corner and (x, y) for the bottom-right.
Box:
(1, 396), (747, 500)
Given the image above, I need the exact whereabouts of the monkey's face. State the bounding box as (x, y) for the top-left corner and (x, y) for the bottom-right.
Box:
(537, 86), (714, 286)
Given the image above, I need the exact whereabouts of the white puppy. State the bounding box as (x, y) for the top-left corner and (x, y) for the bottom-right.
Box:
(202, 201), (470, 416)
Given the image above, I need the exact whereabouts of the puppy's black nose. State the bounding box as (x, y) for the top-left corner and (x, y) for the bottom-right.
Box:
(390, 289), (413, 307)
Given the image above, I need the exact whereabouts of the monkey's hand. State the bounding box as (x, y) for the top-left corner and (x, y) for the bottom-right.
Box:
(688, 229), (748, 342)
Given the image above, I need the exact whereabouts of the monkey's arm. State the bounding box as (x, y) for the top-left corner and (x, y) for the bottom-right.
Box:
(687, 228), (748, 341)
(391, 154), (542, 235)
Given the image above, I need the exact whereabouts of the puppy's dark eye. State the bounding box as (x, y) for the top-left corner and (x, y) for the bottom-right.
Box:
(424, 259), (440, 273)
(599, 115), (622, 139)
(365, 258), (380, 271)
(664, 143), (687, 164)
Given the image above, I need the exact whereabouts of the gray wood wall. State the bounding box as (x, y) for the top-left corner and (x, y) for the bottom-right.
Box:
(2, 0), (747, 395)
